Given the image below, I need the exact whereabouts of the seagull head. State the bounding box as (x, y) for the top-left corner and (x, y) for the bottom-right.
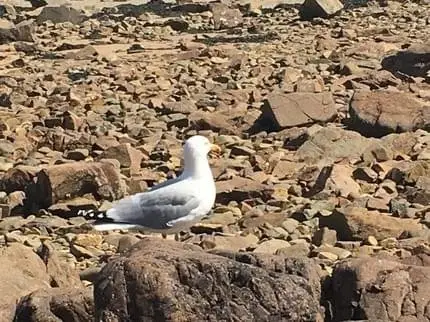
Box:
(183, 135), (222, 160)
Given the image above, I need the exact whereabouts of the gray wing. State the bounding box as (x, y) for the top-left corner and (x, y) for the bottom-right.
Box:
(107, 190), (200, 230)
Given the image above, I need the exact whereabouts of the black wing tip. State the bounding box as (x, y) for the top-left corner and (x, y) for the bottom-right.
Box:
(77, 209), (109, 220)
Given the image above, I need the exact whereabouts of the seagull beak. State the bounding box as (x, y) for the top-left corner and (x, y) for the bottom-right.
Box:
(209, 144), (222, 158)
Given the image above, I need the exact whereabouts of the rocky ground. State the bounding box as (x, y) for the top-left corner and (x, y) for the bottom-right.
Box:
(0, 0), (429, 321)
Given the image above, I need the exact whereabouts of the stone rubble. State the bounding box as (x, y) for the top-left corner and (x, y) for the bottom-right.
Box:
(0, 0), (429, 320)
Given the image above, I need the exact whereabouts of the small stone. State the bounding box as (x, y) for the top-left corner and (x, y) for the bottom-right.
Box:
(315, 245), (351, 259)
(366, 236), (378, 246)
(380, 237), (398, 249)
(24, 236), (42, 250)
(5, 231), (26, 243)
(117, 235), (140, 253)
(253, 239), (291, 254)
(64, 149), (89, 161)
(353, 167), (378, 182)
(209, 3), (243, 30)
(73, 234), (103, 248)
(366, 198), (390, 212)
(317, 251), (338, 261)
(281, 218), (300, 233)
(312, 227), (337, 246)
(276, 243), (310, 258)
(335, 241), (361, 250)
(36, 6), (86, 25)
(100, 143), (144, 174)
(70, 244), (100, 259)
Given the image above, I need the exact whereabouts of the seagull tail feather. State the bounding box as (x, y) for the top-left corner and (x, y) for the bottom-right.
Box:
(77, 209), (111, 221)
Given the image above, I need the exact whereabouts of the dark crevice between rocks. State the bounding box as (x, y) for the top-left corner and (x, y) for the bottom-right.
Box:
(321, 267), (367, 321)
(318, 210), (356, 242)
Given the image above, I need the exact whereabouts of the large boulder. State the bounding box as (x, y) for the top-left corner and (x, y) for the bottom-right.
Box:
(0, 242), (86, 319)
(94, 238), (324, 321)
(261, 92), (337, 130)
(381, 42), (430, 79)
(35, 161), (127, 209)
(319, 206), (426, 241)
(296, 127), (375, 163)
(0, 244), (51, 320)
(14, 287), (94, 322)
(326, 256), (430, 321)
(349, 90), (430, 137)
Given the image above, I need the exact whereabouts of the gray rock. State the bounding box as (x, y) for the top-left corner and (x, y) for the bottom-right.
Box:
(312, 227), (337, 246)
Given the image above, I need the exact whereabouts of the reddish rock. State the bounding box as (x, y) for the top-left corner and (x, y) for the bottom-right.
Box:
(328, 257), (430, 321)
(0, 244), (50, 320)
(14, 287), (93, 322)
(100, 143), (145, 174)
(349, 90), (430, 137)
(262, 92), (337, 130)
(35, 161), (126, 208)
(320, 206), (425, 241)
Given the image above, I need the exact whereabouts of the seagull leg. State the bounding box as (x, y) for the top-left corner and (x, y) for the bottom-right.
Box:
(161, 232), (167, 239)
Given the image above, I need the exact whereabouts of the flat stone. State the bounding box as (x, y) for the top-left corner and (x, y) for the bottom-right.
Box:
(320, 206), (425, 241)
(36, 6), (86, 25)
(253, 239), (291, 254)
(262, 92), (337, 130)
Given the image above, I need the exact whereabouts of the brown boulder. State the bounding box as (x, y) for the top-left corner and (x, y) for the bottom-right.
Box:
(35, 161), (126, 209)
(37, 240), (82, 288)
(349, 90), (430, 137)
(36, 6), (86, 25)
(300, 0), (344, 19)
(0, 19), (35, 44)
(209, 3), (243, 30)
(99, 143), (145, 174)
(216, 177), (268, 203)
(319, 206), (426, 241)
(209, 250), (322, 298)
(381, 42), (430, 79)
(14, 287), (93, 322)
(0, 244), (50, 320)
(327, 257), (430, 321)
(94, 238), (323, 321)
(296, 127), (375, 163)
(262, 92), (337, 130)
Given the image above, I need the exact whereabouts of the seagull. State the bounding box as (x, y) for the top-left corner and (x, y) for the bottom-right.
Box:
(77, 135), (221, 233)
